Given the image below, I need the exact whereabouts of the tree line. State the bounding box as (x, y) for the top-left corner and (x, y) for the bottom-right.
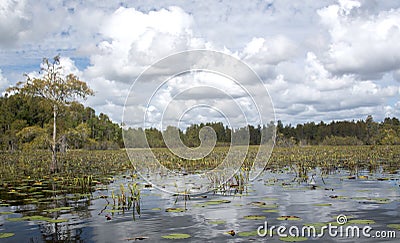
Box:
(2, 91), (400, 150)
(124, 115), (400, 148)
(276, 115), (400, 146)
(2, 56), (400, 153)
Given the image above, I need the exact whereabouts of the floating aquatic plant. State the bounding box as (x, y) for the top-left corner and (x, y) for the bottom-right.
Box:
(0, 233), (15, 239)
(237, 230), (259, 237)
(277, 216), (301, 221)
(244, 215), (266, 220)
(165, 208), (186, 213)
(279, 236), (308, 242)
(161, 233), (191, 239)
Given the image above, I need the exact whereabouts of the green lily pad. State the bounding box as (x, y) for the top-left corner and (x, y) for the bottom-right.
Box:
(208, 220), (226, 225)
(0, 211), (13, 215)
(0, 233), (15, 239)
(46, 218), (69, 223)
(387, 224), (400, 230)
(161, 233), (191, 239)
(0, 203), (10, 207)
(23, 198), (39, 203)
(238, 230), (259, 237)
(151, 208), (161, 211)
(26, 215), (52, 221)
(165, 208), (186, 213)
(329, 195), (347, 199)
(259, 204), (278, 208)
(313, 203), (332, 207)
(195, 199), (231, 207)
(6, 217), (25, 222)
(348, 219), (375, 225)
(279, 236), (308, 242)
(204, 200), (231, 205)
(277, 216), (301, 221)
(373, 198), (391, 204)
(262, 209), (279, 213)
(244, 215), (266, 220)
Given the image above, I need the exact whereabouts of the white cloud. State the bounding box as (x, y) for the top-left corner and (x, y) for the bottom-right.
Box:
(318, 0), (400, 78)
(0, 0), (29, 47)
(1, 0), (400, 126)
(241, 36), (298, 65)
(85, 6), (206, 83)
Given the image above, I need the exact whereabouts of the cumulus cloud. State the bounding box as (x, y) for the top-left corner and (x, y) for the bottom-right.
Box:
(84, 6), (206, 83)
(1, 0), (400, 126)
(241, 36), (298, 65)
(266, 49), (399, 124)
(318, 0), (400, 78)
(0, 0), (29, 47)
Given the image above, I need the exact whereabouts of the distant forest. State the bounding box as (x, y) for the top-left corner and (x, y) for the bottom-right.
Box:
(1, 94), (400, 150)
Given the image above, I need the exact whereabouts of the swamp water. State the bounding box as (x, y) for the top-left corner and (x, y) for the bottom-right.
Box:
(0, 168), (399, 242)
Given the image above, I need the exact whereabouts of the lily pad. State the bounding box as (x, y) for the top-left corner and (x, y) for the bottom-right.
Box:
(195, 199), (231, 207)
(208, 220), (226, 225)
(0, 211), (13, 215)
(348, 219), (375, 225)
(277, 216), (301, 221)
(26, 215), (52, 221)
(244, 215), (266, 220)
(165, 208), (186, 213)
(46, 218), (69, 223)
(387, 224), (400, 230)
(161, 233), (191, 239)
(151, 208), (161, 211)
(329, 195), (347, 199)
(45, 206), (73, 213)
(313, 203), (332, 207)
(279, 236), (308, 242)
(238, 230), (259, 237)
(204, 199), (231, 205)
(0, 233), (15, 239)
(6, 217), (25, 222)
(373, 198), (391, 204)
(262, 209), (279, 213)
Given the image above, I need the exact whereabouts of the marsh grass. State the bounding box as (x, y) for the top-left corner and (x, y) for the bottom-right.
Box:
(1, 145), (400, 203)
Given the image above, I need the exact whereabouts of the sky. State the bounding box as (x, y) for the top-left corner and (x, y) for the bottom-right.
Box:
(1, 0), (400, 128)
